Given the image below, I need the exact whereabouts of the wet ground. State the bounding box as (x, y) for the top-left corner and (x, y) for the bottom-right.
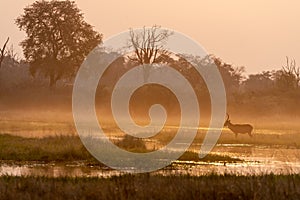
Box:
(1, 122), (300, 177)
(1, 144), (299, 177)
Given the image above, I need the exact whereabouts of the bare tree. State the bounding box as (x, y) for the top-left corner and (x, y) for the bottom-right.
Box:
(282, 57), (296, 75)
(6, 44), (20, 63)
(289, 59), (300, 88)
(128, 26), (173, 65)
(128, 26), (173, 83)
(0, 37), (9, 69)
(280, 56), (299, 89)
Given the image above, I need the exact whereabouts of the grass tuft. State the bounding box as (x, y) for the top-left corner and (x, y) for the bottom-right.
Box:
(0, 174), (299, 199)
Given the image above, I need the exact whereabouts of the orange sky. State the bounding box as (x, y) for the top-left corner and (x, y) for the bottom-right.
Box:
(1, 0), (300, 74)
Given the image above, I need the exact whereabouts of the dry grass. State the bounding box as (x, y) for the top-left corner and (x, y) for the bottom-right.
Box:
(0, 134), (242, 164)
(0, 174), (299, 199)
(0, 134), (92, 162)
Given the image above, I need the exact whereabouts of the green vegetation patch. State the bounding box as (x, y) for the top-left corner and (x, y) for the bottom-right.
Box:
(0, 134), (94, 162)
(0, 134), (243, 164)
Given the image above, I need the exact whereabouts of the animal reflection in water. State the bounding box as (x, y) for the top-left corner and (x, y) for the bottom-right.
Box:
(224, 114), (253, 137)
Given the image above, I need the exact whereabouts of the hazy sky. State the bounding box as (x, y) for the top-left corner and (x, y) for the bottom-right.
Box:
(1, 0), (300, 74)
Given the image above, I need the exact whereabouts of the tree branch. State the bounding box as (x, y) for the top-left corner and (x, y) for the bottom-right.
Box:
(0, 37), (9, 69)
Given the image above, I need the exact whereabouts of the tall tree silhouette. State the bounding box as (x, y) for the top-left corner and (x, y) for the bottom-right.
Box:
(16, 0), (102, 87)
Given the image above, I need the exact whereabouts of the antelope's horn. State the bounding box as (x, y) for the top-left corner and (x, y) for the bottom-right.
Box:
(226, 113), (229, 121)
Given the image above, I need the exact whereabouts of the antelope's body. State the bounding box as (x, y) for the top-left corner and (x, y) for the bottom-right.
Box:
(224, 114), (253, 137)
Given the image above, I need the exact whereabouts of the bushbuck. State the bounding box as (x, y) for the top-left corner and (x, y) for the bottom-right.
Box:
(224, 114), (253, 137)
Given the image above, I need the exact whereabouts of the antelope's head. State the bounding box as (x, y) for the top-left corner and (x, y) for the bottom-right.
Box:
(224, 113), (231, 127)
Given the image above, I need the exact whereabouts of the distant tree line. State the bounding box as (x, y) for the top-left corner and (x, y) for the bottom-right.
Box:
(1, 0), (299, 106)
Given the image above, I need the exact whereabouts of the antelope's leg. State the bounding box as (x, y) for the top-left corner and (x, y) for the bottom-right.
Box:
(248, 131), (253, 137)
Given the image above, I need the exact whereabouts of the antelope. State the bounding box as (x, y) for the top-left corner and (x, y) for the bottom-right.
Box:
(224, 114), (253, 137)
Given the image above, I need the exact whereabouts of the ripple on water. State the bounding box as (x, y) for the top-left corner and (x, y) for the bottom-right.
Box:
(1, 159), (300, 177)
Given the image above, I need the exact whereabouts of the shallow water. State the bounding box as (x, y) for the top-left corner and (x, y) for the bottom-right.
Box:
(1, 160), (299, 177)
(1, 145), (300, 177)
(1, 122), (300, 177)
(0, 163), (123, 177)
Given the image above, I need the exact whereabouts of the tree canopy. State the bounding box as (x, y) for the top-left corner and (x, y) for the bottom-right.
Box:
(16, 0), (102, 87)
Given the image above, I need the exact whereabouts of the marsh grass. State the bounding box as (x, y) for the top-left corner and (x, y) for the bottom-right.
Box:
(0, 120), (75, 137)
(0, 134), (242, 164)
(0, 174), (299, 199)
(217, 130), (300, 147)
(1, 118), (300, 148)
(0, 134), (93, 162)
(136, 128), (300, 149)
(178, 151), (242, 163)
(184, 130), (300, 150)
(115, 134), (148, 153)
